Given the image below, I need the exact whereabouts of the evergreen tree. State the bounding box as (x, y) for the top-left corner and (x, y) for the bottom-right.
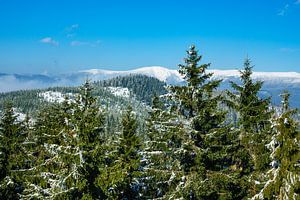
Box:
(21, 80), (106, 199)
(20, 100), (81, 199)
(228, 58), (272, 134)
(66, 80), (106, 199)
(0, 101), (25, 199)
(167, 45), (250, 199)
(141, 95), (184, 199)
(99, 106), (141, 199)
(170, 45), (224, 146)
(253, 91), (300, 199)
(227, 59), (274, 197)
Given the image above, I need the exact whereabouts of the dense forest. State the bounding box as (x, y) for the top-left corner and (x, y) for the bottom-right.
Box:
(0, 46), (299, 199)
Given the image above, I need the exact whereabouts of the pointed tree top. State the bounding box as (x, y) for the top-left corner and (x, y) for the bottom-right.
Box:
(280, 90), (290, 112)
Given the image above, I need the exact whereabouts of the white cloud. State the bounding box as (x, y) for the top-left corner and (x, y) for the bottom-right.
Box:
(280, 48), (297, 52)
(40, 37), (59, 46)
(67, 33), (76, 38)
(0, 75), (80, 92)
(0, 75), (45, 92)
(65, 24), (80, 38)
(65, 24), (79, 32)
(70, 40), (89, 46)
(70, 40), (101, 47)
(71, 24), (79, 29)
(278, 4), (289, 16)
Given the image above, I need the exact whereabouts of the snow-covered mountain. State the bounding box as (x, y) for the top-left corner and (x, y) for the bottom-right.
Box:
(79, 66), (183, 85)
(1, 66), (300, 107)
(80, 66), (300, 87)
(79, 67), (300, 107)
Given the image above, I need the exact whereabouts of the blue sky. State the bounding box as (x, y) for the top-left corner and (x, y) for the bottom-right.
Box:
(0, 0), (299, 74)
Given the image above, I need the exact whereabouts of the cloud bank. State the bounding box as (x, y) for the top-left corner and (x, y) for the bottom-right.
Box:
(0, 75), (48, 92)
(40, 37), (59, 46)
(278, 4), (289, 16)
(70, 40), (101, 47)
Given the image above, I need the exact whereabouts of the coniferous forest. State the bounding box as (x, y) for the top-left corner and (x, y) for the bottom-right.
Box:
(0, 46), (299, 200)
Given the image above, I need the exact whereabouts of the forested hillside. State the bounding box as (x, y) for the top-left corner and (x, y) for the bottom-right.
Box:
(94, 74), (167, 104)
(0, 46), (299, 199)
(0, 75), (167, 136)
(0, 74), (166, 112)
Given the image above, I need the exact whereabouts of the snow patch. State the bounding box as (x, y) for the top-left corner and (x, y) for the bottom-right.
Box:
(12, 108), (27, 122)
(106, 87), (130, 98)
(39, 91), (74, 103)
(39, 91), (65, 103)
(284, 118), (289, 125)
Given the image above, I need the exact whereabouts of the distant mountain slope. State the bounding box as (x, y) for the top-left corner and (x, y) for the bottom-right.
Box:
(67, 67), (300, 108)
(94, 74), (167, 104)
(0, 75), (166, 113)
(80, 66), (183, 85)
(0, 75), (168, 135)
(209, 70), (300, 108)
(79, 66), (300, 87)
(1, 66), (300, 107)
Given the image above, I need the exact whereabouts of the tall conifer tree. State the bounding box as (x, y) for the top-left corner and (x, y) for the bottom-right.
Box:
(253, 91), (300, 199)
(21, 80), (106, 199)
(98, 106), (141, 199)
(227, 59), (274, 198)
(142, 96), (184, 198)
(168, 45), (249, 199)
(0, 101), (25, 199)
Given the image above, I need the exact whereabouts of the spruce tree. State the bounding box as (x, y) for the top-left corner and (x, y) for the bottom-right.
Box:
(228, 59), (272, 134)
(226, 59), (275, 198)
(20, 100), (80, 199)
(67, 80), (106, 199)
(98, 106), (141, 199)
(0, 101), (25, 199)
(253, 91), (300, 199)
(142, 95), (184, 199)
(167, 45), (250, 199)
(21, 80), (106, 199)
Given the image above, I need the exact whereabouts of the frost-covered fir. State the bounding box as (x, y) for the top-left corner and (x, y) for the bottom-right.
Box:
(227, 58), (273, 179)
(142, 95), (185, 199)
(167, 45), (250, 199)
(253, 91), (300, 200)
(0, 101), (26, 199)
(98, 106), (141, 199)
(20, 80), (107, 199)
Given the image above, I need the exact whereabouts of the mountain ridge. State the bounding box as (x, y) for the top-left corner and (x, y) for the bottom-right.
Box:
(2, 66), (300, 86)
(1, 66), (300, 108)
(79, 66), (300, 84)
